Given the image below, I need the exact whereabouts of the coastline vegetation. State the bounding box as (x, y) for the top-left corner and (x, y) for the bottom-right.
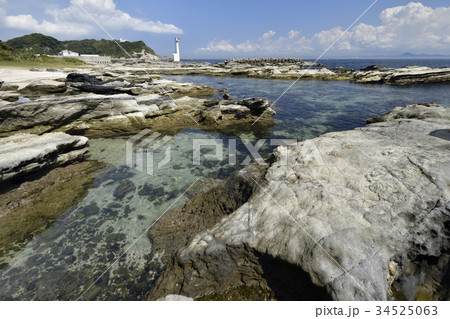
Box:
(0, 40), (86, 69)
(4, 33), (155, 57)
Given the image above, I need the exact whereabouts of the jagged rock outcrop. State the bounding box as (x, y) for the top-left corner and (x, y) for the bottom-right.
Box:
(0, 92), (274, 137)
(64, 72), (220, 97)
(18, 81), (67, 95)
(108, 62), (450, 84)
(0, 69), (275, 137)
(0, 133), (89, 182)
(353, 66), (450, 84)
(148, 164), (269, 266)
(148, 103), (450, 301)
(119, 61), (347, 81)
(66, 73), (106, 85)
(201, 98), (275, 125)
(0, 160), (106, 268)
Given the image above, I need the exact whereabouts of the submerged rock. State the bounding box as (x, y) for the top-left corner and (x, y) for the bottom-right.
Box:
(360, 65), (387, 72)
(0, 161), (107, 266)
(0, 133), (89, 182)
(147, 164), (268, 266)
(113, 179), (136, 200)
(148, 103), (450, 301)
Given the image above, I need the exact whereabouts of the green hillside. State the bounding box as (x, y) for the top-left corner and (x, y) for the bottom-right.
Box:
(0, 41), (15, 61)
(62, 39), (156, 57)
(6, 33), (64, 55)
(5, 33), (156, 57)
(0, 39), (84, 68)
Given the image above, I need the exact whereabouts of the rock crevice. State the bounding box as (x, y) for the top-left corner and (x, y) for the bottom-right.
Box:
(148, 103), (450, 301)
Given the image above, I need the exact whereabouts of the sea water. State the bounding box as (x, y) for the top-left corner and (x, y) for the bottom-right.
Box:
(0, 69), (449, 300)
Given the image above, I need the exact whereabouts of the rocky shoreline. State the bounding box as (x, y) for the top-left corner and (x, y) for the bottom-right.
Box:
(147, 103), (450, 301)
(0, 68), (275, 138)
(0, 61), (449, 301)
(99, 60), (450, 85)
(0, 66), (275, 290)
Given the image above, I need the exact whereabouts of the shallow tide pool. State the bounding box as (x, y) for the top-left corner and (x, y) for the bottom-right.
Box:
(0, 76), (449, 300)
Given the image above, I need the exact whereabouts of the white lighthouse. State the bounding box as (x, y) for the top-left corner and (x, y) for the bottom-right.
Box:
(173, 37), (180, 62)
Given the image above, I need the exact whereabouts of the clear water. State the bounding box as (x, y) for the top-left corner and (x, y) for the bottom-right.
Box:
(315, 58), (450, 70)
(1, 70), (449, 300)
(165, 75), (450, 140)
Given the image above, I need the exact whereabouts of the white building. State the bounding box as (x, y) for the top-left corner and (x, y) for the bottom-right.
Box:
(173, 37), (180, 62)
(58, 50), (79, 57)
(78, 55), (111, 64)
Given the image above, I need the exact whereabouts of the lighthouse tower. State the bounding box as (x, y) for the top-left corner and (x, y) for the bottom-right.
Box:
(173, 37), (180, 62)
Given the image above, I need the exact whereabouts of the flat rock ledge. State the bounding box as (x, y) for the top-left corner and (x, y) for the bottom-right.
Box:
(0, 72), (274, 137)
(0, 133), (89, 182)
(0, 93), (274, 137)
(352, 66), (450, 84)
(108, 62), (450, 85)
(148, 103), (450, 301)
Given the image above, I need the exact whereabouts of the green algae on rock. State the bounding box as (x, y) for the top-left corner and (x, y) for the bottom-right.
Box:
(0, 161), (108, 267)
(195, 285), (276, 301)
(147, 104), (450, 301)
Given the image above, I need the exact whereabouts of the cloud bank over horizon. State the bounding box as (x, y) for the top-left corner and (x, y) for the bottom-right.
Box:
(0, 0), (183, 39)
(197, 2), (450, 57)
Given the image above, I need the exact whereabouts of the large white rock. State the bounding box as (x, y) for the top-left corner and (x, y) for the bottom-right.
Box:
(0, 132), (89, 182)
(150, 103), (450, 301)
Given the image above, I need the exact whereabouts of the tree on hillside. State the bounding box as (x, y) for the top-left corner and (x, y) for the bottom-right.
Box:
(5, 33), (157, 57)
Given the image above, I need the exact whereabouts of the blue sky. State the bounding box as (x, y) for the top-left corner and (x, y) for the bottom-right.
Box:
(1, 0), (449, 58)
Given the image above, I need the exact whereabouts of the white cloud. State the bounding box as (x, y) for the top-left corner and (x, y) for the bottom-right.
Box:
(198, 40), (237, 52)
(0, 0), (182, 38)
(314, 2), (450, 53)
(261, 30), (276, 40)
(197, 29), (309, 54)
(288, 30), (301, 39)
(197, 2), (450, 56)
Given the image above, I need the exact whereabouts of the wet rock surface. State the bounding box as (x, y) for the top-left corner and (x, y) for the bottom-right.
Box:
(0, 70), (274, 137)
(0, 162), (167, 300)
(148, 103), (450, 301)
(148, 163), (269, 266)
(1, 62), (449, 301)
(0, 127), (259, 300)
(0, 92), (274, 137)
(0, 161), (107, 269)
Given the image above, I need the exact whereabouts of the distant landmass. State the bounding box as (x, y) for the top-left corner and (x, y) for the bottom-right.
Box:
(5, 33), (156, 58)
(400, 52), (450, 58)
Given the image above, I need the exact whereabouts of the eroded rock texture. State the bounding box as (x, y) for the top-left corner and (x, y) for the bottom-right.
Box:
(148, 103), (450, 301)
